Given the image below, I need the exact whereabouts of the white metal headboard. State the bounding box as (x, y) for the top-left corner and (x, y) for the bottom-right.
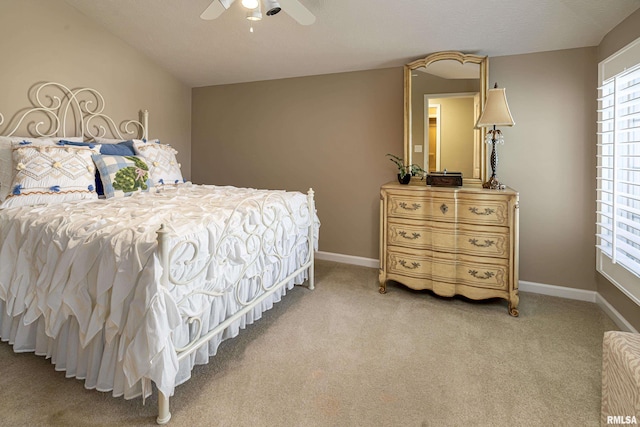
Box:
(0, 82), (148, 140)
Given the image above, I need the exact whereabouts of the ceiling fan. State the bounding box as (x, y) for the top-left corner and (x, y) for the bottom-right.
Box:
(201, 0), (316, 25)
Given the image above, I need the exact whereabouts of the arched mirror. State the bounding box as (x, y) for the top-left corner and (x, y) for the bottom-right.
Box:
(404, 51), (488, 186)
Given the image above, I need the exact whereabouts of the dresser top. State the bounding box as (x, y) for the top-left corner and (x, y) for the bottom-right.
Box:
(381, 181), (518, 196)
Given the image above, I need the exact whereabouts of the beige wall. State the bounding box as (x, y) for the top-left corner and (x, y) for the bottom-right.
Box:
(596, 8), (640, 331)
(598, 7), (640, 62)
(489, 48), (598, 291)
(192, 68), (403, 258)
(0, 0), (192, 178)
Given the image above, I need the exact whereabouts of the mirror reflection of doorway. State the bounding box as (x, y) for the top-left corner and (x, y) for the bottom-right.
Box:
(423, 92), (479, 176)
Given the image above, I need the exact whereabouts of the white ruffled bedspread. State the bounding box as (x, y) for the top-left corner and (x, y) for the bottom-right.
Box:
(0, 184), (319, 399)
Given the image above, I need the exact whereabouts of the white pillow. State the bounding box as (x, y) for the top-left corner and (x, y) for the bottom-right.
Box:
(0, 142), (99, 208)
(0, 136), (86, 202)
(132, 139), (184, 185)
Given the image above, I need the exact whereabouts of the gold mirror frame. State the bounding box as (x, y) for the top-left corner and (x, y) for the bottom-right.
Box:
(404, 51), (488, 187)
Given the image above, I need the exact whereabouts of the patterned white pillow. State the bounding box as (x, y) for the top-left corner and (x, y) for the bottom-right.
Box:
(132, 139), (184, 186)
(0, 142), (98, 208)
(0, 136), (85, 203)
(0, 137), (12, 202)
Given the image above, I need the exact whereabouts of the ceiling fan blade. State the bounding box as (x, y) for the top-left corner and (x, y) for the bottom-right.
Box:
(278, 0), (316, 25)
(200, 1), (227, 20)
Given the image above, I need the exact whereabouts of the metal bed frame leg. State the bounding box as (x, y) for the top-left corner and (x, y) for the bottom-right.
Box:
(156, 223), (171, 424)
(157, 391), (171, 424)
(307, 188), (315, 290)
(308, 254), (315, 290)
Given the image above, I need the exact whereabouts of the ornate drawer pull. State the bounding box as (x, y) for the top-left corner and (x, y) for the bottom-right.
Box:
(469, 238), (495, 248)
(398, 231), (421, 240)
(468, 269), (495, 280)
(469, 207), (495, 216)
(440, 204), (448, 214)
(399, 260), (421, 270)
(399, 202), (421, 211)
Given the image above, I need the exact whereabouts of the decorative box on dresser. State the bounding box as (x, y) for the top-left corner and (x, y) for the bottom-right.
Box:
(379, 181), (520, 316)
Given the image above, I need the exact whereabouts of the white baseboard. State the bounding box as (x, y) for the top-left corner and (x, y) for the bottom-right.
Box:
(596, 293), (639, 333)
(315, 251), (379, 268)
(316, 252), (637, 332)
(519, 280), (597, 302)
(519, 281), (638, 332)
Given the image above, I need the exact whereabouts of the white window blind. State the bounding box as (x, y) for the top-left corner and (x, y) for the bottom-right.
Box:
(597, 45), (640, 303)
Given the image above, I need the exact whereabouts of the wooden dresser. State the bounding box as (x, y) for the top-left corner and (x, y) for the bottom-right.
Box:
(379, 181), (520, 316)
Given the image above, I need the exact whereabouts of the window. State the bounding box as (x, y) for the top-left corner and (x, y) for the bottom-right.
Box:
(597, 37), (640, 304)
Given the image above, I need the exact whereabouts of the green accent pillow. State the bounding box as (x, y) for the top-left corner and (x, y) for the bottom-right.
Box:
(92, 154), (151, 198)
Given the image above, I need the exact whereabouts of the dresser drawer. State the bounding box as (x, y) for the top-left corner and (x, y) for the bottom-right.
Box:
(388, 219), (509, 258)
(387, 194), (456, 222)
(457, 198), (510, 226)
(387, 249), (509, 291)
(456, 225), (509, 258)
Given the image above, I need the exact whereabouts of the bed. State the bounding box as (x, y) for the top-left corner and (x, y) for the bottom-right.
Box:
(0, 82), (319, 424)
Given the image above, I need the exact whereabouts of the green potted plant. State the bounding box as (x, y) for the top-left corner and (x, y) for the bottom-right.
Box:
(386, 154), (425, 184)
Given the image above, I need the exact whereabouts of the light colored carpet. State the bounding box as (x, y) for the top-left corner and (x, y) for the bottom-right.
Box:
(0, 260), (617, 426)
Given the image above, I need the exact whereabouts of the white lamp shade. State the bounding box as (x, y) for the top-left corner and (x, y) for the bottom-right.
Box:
(242, 0), (259, 9)
(475, 87), (515, 128)
(246, 0), (262, 20)
(246, 8), (262, 20)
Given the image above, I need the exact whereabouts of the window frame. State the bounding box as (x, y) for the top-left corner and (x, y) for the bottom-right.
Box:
(596, 36), (640, 306)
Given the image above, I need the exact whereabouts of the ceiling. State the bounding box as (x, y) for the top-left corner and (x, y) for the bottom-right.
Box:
(63, 0), (640, 88)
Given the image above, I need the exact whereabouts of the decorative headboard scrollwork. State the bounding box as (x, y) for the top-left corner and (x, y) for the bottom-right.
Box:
(0, 82), (148, 140)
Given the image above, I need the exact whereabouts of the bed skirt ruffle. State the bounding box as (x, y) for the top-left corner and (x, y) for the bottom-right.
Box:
(0, 268), (307, 400)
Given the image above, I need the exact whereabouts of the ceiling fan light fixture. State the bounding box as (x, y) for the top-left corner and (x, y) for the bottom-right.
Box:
(241, 0), (259, 9)
(200, 0), (316, 25)
(263, 0), (281, 16)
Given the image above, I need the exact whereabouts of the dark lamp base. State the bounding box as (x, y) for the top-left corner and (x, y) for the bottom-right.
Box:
(483, 176), (506, 190)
